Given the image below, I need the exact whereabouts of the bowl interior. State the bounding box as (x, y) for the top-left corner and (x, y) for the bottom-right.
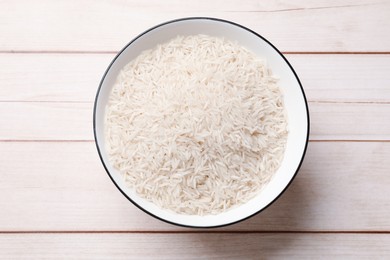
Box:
(94, 18), (309, 228)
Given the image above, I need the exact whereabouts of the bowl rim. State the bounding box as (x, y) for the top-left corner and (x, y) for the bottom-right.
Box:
(93, 16), (310, 228)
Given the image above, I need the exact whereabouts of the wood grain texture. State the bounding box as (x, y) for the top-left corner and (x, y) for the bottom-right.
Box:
(309, 102), (390, 140)
(0, 0), (389, 52)
(287, 55), (390, 103)
(0, 102), (92, 140)
(1, 101), (389, 141)
(1, 53), (390, 103)
(1, 141), (389, 231)
(1, 233), (390, 259)
(0, 54), (112, 102)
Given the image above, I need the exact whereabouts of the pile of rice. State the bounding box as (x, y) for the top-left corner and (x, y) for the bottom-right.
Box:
(105, 34), (288, 215)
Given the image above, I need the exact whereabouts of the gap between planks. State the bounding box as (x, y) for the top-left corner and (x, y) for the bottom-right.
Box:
(225, 2), (385, 13)
(1, 100), (390, 105)
(0, 51), (389, 55)
(1, 231), (390, 234)
(1, 140), (390, 143)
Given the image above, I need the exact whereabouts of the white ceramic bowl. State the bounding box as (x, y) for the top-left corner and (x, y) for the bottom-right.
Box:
(94, 17), (309, 228)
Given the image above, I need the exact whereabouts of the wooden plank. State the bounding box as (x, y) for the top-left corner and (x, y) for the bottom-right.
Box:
(0, 102), (92, 140)
(0, 101), (389, 141)
(0, 1), (389, 52)
(287, 55), (390, 103)
(1, 141), (389, 231)
(0, 233), (389, 259)
(309, 102), (390, 140)
(1, 53), (390, 103)
(0, 54), (113, 102)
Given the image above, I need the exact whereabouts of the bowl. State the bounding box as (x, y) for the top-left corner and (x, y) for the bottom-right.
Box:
(93, 17), (309, 228)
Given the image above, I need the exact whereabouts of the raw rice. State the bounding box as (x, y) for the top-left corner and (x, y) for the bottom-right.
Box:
(105, 34), (288, 215)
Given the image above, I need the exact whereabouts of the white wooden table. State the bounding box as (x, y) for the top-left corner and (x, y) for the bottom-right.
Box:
(1, 0), (390, 258)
